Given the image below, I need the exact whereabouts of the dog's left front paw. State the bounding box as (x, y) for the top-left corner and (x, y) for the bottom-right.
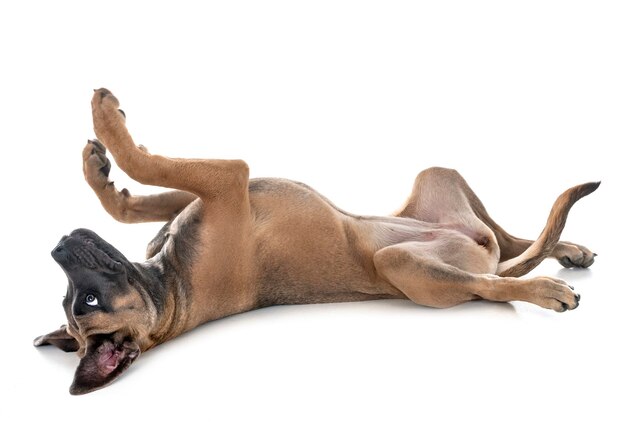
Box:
(554, 242), (596, 268)
(83, 139), (111, 187)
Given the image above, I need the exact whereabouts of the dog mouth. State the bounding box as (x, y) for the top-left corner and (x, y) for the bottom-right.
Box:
(95, 338), (139, 376)
(70, 333), (141, 395)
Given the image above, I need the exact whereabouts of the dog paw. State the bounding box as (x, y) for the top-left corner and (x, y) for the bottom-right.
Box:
(526, 277), (580, 312)
(83, 139), (112, 186)
(91, 88), (126, 144)
(554, 241), (596, 269)
(92, 88), (120, 109)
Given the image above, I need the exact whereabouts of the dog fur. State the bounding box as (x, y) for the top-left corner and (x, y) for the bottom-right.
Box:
(34, 89), (598, 394)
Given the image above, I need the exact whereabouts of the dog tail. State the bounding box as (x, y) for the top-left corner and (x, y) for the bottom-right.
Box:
(496, 181), (600, 277)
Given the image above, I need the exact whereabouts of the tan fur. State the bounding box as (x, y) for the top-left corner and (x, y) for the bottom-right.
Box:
(83, 88), (597, 350)
(74, 290), (154, 348)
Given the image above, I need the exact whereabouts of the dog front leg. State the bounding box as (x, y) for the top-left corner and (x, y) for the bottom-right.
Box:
(91, 88), (249, 203)
(82, 139), (197, 223)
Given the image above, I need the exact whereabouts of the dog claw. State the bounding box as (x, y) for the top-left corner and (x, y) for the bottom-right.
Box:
(88, 139), (106, 153)
(84, 139), (110, 177)
(100, 161), (111, 177)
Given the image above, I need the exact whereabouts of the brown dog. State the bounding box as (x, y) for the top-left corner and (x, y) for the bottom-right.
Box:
(34, 88), (598, 395)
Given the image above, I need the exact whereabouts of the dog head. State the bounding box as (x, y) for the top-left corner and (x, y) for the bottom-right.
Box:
(35, 228), (156, 394)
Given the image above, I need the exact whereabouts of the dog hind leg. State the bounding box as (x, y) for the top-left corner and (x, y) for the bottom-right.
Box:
(373, 242), (580, 312)
(395, 167), (598, 272)
(393, 167), (499, 259)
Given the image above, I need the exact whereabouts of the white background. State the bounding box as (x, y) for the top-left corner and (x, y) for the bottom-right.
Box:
(1, 1), (624, 420)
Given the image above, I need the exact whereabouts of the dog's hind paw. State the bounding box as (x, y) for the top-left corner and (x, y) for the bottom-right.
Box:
(525, 277), (580, 312)
(554, 242), (596, 269)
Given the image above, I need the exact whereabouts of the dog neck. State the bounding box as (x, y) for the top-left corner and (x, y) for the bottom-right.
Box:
(132, 259), (192, 350)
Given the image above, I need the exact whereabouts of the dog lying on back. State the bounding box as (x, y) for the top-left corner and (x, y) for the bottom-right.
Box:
(34, 89), (598, 394)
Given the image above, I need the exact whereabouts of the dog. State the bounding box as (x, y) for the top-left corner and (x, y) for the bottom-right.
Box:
(34, 88), (598, 395)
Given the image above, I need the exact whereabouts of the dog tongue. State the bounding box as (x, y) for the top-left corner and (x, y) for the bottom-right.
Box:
(97, 342), (121, 375)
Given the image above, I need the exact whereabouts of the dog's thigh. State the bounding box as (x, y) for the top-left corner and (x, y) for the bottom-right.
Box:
(373, 244), (478, 308)
(395, 167), (476, 223)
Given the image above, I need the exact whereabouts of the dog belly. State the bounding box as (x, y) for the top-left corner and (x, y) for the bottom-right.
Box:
(253, 222), (404, 307)
(249, 183), (405, 307)
(360, 217), (499, 275)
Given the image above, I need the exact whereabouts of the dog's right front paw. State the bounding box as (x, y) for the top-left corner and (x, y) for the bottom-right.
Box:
(83, 139), (111, 187)
(91, 89), (127, 149)
(92, 88), (120, 109)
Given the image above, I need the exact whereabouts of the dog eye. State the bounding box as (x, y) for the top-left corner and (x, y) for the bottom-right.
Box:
(85, 294), (99, 306)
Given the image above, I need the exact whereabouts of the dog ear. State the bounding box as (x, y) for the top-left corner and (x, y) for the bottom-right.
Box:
(69, 334), (140, 395)
(33, 325), (79, 352)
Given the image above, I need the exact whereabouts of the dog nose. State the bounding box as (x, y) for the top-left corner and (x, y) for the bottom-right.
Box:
(51, 235), (70, 262)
